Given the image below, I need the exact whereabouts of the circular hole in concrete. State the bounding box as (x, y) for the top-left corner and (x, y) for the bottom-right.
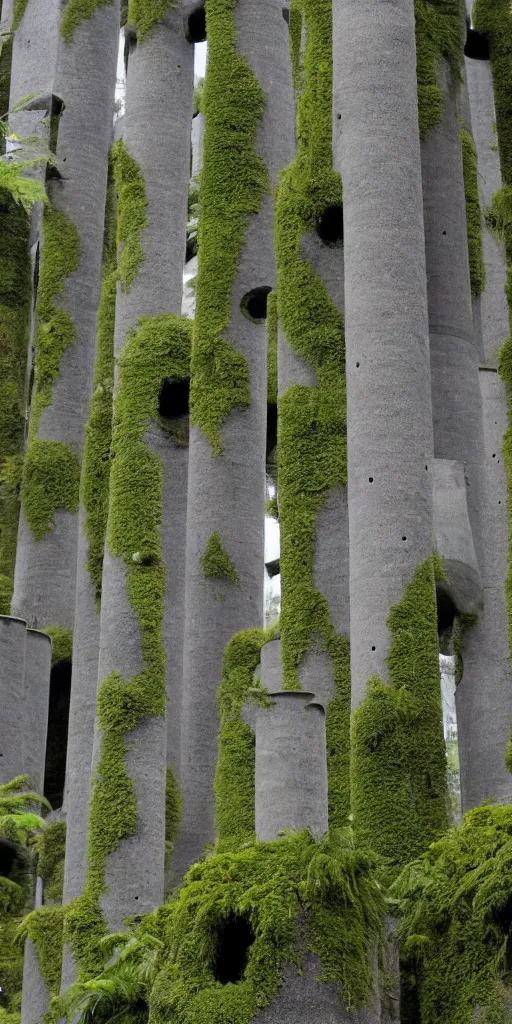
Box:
(187, 5), (206, 43)
(464, 28), (490, 60)
(316, 204), (344, 247)
(158, 377), (190, 420)
(241, 286), (272, 323)
(369, 477), (374, 483)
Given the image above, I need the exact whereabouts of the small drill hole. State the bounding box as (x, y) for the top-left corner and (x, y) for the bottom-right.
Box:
(369, 477), (374, 483)
(316, 205), (344, 247)
(356, 361), (360, 368)
(371, 646), (376, 652)
(442, 230), (446, 236)
(241, 286), (272, 323)
(402, 536), (407, 541)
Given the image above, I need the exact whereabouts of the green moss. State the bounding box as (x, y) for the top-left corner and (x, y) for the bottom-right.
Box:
(275, 0), (349, 827)
(461, 127), (486, 297)
(11, 0), (28, 30)
(165, 766), (182, 852)
(60, 0), (113, 43)
(393, 804), (512, 1024)
(267, 290), (278, 407)
(43, 626), (72, 666)
(127, 0), (175, 41)
(414, 0), (465, 138)
(0, 915), (23, 1016)
(17, 906), (65, 996)
(150, 830), (385, 1024)
(265, 497), (278, 520)
(201, 532), (239, 584)
(0, 37), (13, 131)
(20, 207), (81, 540)
(71, 315), (191, 976)
(189, 0), (268, 455)
(82, 155), (116, 607)
(0, 192), (31, 598)
(111, 139), (148, 294)
(289, 2), (302, 93)
(351, 558), (449, 873)
(0, 574), (13, 614)
(214, 629), (266, 853)
(33, 821), (66, 904)
(21, 440), (80, 540)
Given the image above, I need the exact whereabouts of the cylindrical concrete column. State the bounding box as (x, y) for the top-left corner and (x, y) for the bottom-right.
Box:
(458, 46), (512, 807)
(89, 5), (194, 931)
(333, 0), (435, 701)
(22, 628), (52, 794)
(20, 938), (50, 1024)
(175, 0), (295, 880)
(260, 637), (283, 692)
(333, 0), (448, 861)
(255, 691), (328, 841)
(0, 615), (27, 783)
(12, 1), (120, 634)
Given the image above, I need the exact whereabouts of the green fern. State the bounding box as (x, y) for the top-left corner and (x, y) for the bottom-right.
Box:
(61, 933), (162, 1022)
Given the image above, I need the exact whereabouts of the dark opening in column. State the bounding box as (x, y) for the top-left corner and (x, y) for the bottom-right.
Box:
(464, 28), (490, 60)
(266, 402), (277, 461)
(241, 286), (272, 324)
(187, 5), (206, 43)
(436, 585), (457, 649)
(316, 205), (344, 247)
(213, 913), (255, 984)
(43, 659), (71, 810)
(158, 376), (190, 446)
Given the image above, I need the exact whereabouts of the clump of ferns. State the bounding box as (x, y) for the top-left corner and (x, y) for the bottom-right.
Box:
(0, 775), (50, 913)
(60, 932), (163, 1024)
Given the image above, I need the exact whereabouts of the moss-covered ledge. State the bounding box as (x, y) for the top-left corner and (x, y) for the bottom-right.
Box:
(351, 557), (449, 874)
(66, 314), (191, 981)
(189, 0), (268, 456)
(149, 829), (385, 1024)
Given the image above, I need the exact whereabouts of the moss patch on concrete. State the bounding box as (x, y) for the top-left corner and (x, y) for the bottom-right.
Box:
(461, 126), (486, 297)
(12, 0), (29, 30)
(394, 803), (512, 1024)
(17, 906), (65, 997)
(0, 192), (31, 607)
(21, 440), (80, 540)
(60, 0), (113, 42)
(351, 558), (450, 874)
(82, 156), (116, 606)
(127, 0), (175, 41)
(201, 532), (239, 584)
(111, 139), (148, 294)
(189, 0), (267, 455)
(414, 0), (465, 138)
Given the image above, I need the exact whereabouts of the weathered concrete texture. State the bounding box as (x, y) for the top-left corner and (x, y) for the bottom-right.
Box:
(252, 953), (378, 1024)
(432, 459), (481, 614)
(175, 0), (295, 878)
(457, 370), (512, 808)
(465, 55), (510, 364)
(8, 0), (60, 106)
(93, 7), (194, 928)
(277, 324), (316, 395)
(113, 6), (194, 357)
(145, 421), (188, 781)
(255, 691), (328, 841)
(0, 615), (27, 783)
(333, 0), (435, 706)
(12, 510), (78, 629)
(23, 628), (52, 794)
(422, 65), (485, 578)
(260, 637), (283, 692)
(20, 937), (50, 1024)
(61, 510), (99, 915)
